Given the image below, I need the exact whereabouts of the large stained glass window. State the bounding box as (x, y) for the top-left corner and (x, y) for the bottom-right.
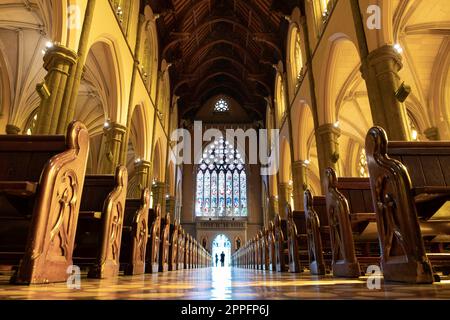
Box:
(195, 138), (247, 217)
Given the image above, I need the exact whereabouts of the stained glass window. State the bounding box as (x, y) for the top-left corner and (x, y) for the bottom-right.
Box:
(240, 171), (247, 216)
(214, 98), (229, 112)
(195, 138), (247, 217)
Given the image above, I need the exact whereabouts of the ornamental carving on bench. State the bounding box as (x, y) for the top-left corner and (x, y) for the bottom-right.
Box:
(325, 168), (360, 277)
(286, 204), (301, 273)
(129, 187), (150, 274)
(304, 190), (326, 275)
(50, 171), (78, 258)
(375, 176), (407, 261)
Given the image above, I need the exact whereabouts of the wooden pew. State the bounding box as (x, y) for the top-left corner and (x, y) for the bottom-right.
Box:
(261, 227), (270, 270)
(302, 191), (333, 275)
(158, 213), (171, 272)
(177, 227), (185, 270)
(286, 206), (310, 273)
(169, 220), (179, 271)
(73, 166), (128, 279)
(365, 126), (450, 283)
(273, 214), (289, 272)
(0, 121), (89, 284)
(120, 188), (150, 275)
(184, 234), (191, 269)
(145, 205), (161, 273)
(267, 221), (276, 271)
(324, 168), (380, 278)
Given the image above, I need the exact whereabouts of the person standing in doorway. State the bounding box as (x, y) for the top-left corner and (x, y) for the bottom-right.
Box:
(215, 253), (218, 267)
(220, 251), (225, 267)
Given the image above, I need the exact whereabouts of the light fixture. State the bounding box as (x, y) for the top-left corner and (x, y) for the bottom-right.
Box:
(104, 121), (110, 128)
(411, 129), (418, 141)
(394, 43), (403, 54)
(303, 159), (311, 166)
(333, 121), (340, 128)
(45, 41), (53, 49)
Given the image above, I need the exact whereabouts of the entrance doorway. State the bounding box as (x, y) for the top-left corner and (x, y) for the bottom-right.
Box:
(212, 234), (231, 267)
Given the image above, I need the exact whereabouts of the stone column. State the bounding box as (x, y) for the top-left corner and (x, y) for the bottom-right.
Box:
(361, 45), (410, 141)
(291, 160), (308, 211)
(35, 44), (78, 134)
(268, 196), (279, 222)
(132, 160), (152, 198)
(277, 182), (292, 219)
(316, 123), (341, 193)
(99, 121), (127, 174)
(152, 181), (167, 214)
(166, 196), (176, 219)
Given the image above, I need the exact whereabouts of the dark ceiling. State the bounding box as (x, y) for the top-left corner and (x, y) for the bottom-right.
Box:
(146, 0), (300, 121)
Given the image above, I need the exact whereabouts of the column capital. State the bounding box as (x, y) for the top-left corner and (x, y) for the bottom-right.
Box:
(134, 159), (152, 171)
(361, 45), (403, 78)
(43, 44), (78, 72)
(103, 121), (127, 135)
(316, 123), (341, 138)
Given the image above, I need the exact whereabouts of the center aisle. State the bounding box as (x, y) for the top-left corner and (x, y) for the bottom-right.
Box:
(1, 267), (450, 299)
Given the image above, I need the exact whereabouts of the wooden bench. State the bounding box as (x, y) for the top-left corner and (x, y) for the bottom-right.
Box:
(261, 228), (270, 270)
(169, 220), (179, 271)
(301, 191), (333, 275)
(184, 234), (191, 269)
(366, 126), (450, 283)
(177, 226), (185, 270)
(158, 213), (171, 272)
(273, 214), (289, 272)
(120, 188), (150, 275)
(73, 166), (128, 279)
(267, 221), (276, 271)
(286, 206), (311, 273)
(0, 121), (89, 284)
(145, 205), (161, 273)
(324, 169), (379, 278)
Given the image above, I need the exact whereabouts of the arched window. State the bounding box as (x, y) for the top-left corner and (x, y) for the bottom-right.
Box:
(214, 98), (229, 112)
(294, 29), (304, 81)
(275, 75), (286, 126)
(195, 138), (247, 217)
(313, 0), (335, 33)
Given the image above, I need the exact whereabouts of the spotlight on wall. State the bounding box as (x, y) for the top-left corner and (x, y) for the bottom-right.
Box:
(104, 121), (110, 128)
(134, 158), (142, 164)
(395, 82), (411, 102)
(303, 159), (311, 166)
(333, 121), (340, 128)
(45, 41), (54, 49)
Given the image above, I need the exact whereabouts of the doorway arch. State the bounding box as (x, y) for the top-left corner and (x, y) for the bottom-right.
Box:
(212, 234), (231, 267)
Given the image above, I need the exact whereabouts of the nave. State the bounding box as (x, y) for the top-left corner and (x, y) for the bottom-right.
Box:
(1, 267), (450, 300)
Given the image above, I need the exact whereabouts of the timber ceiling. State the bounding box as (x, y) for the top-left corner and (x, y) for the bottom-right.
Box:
(146, 0), (300, 120)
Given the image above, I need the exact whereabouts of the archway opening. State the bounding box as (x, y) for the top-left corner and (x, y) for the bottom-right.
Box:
(211, 234), (231, 268)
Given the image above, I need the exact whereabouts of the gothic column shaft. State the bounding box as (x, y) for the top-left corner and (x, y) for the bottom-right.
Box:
(133, 160), (152, 198)
(277, 182), (292, 219)
(316, 123), (340, 193)
(35, 45), (77, 134)
(268, 196), (278, 222)
(152, 181), (167, 214)
(361, 45), (410, 141)
(291, 160), (307, 211)
(100, 122), (127, 174)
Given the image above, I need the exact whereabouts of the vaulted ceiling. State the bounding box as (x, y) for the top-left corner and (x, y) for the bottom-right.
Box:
(146, 0), (299, 120)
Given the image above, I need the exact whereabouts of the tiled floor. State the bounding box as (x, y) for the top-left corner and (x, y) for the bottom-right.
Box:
(0, 267), (450, 300)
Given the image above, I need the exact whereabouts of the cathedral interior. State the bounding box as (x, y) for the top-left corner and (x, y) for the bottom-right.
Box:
(0, 0), (450, 302)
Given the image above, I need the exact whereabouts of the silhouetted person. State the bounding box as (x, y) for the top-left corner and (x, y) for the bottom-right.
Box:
(220, 251), (225, 267)
(215, 253), (218, 267)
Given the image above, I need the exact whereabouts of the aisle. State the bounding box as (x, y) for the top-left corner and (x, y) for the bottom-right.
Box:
(0, 267), (450, 300)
